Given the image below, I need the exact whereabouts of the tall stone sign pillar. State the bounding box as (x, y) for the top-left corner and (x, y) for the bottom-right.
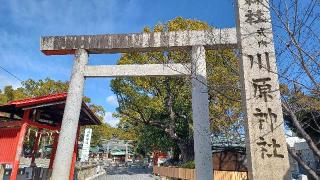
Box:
(236, 0), (290, 179)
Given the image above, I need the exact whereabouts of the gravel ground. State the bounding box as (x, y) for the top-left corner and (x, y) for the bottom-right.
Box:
(105, 165), (159, 180)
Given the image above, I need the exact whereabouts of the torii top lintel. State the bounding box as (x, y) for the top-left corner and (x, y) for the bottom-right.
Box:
(40, 28), (237, 55)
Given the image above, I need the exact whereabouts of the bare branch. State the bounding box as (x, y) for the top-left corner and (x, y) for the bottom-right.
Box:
(287, 146), (320, 180)
(282, 102), (320, 159)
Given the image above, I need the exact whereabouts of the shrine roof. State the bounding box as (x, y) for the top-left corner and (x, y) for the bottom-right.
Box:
(211, 135), (246, 153)
(0, 93), (101, 126)
(5, 93), (67, 107)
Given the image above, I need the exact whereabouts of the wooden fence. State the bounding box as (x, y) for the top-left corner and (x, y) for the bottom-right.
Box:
(153, 166), (248, 180)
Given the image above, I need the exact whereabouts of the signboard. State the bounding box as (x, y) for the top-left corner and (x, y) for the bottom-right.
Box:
(80, 128), (92, 162)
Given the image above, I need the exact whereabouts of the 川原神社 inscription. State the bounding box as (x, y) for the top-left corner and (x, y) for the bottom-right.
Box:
(236, 0), (290, 179)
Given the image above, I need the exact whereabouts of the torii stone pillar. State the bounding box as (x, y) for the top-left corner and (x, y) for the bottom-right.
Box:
(191, 46), (213, 180)
(41, 28), (237, 180)
(236, 0), (290, 179)
(51, 49), (88, 179)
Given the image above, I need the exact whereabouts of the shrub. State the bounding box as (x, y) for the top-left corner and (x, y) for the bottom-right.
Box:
(179, 161), (195, 169)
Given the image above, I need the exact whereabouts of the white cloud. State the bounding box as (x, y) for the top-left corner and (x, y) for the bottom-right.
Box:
(106, 95), (118, 106)
(0, 0), (141, 86)
(104, 112), (119, 127)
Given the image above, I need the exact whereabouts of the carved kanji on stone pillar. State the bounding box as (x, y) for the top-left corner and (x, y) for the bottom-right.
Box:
(236, 0), (290, 179)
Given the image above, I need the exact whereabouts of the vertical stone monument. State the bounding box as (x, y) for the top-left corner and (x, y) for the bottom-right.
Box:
(236, 0), (290, 179)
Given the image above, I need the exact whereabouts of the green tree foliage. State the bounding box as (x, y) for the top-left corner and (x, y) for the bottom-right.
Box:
(281, 85), (320, 147)
(111, 17), (241, 161)
(134, 125), (176, 156)
(0, 78), (69, 103)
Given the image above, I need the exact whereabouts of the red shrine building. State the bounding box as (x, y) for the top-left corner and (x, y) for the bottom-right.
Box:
(0, 93), (100, 180)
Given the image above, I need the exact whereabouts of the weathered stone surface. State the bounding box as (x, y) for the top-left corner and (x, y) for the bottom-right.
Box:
(40, 28), (237, 55)
(51, 49), (88, 180)
(191, 46), (213, 180)
(84, 64), (191, 77)
(236, 0), (290, 179)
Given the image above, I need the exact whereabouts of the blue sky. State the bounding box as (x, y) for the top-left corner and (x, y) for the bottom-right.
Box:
(0, 0), (236, 126)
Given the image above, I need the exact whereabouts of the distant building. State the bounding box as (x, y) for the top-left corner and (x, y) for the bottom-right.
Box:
(210, 135), (320, 177)
(286, 136), (320, 179)
(101, 138), (134, 163)
(211, 135), (247, 172)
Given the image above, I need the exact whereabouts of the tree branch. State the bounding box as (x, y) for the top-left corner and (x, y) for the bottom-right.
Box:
(287, 145), (320, 180)
(283, 102), (320, 159)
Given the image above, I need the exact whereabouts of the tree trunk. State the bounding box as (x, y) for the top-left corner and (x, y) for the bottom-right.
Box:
(178, 140), (194, 163)
(283, 103), (320, 159)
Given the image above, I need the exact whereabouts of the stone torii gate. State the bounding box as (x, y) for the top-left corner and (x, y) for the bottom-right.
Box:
(40, 0), (290, 179)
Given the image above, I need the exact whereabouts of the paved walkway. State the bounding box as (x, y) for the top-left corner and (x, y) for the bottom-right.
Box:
(105, 166), (158, 180)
